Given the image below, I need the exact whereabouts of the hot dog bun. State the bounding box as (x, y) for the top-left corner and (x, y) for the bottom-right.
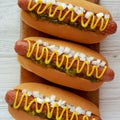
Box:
(19, 0), (117, 44)
(15, 37), (114, 91)
(6, 83), (101, 120)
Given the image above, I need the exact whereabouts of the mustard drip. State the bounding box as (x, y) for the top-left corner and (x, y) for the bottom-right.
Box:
(26, 40), (107, 79)
(13, 90), (96, 120)
(27, 0), (109, 31)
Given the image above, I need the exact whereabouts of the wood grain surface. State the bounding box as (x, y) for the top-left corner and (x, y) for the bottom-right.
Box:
(0, 0), (120, 120)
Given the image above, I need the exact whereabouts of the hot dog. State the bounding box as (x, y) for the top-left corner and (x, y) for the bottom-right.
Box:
(18, 0), (117, 44)
(14, 37), (114, 91)
(5, 83), (102, 120)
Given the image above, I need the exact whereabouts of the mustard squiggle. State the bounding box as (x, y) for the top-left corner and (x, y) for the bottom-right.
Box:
(26, 40), (107, 79)
(13, 90), (96, 120)
(27, 0), (109, 31)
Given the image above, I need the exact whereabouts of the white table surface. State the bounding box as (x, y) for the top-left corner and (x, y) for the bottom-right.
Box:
(0, 0), (120, 120)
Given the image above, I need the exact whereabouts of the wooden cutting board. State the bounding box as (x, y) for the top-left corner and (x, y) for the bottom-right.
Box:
(20, 0), (100, 107)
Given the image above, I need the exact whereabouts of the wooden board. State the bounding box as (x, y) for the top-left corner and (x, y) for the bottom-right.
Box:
(20, 0), (100, 107)
(88, 0), (99, 3)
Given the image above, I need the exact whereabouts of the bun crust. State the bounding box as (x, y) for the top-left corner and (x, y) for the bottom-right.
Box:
(17, 55), (103, 91)
(21, 10), (107, 44)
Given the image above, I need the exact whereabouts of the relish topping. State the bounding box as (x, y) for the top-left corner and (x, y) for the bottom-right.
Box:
(28, 0), (110, 32)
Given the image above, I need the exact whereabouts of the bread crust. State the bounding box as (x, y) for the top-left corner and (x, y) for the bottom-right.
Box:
(17, 55), (103, 91)
(21, 10), (108, 44)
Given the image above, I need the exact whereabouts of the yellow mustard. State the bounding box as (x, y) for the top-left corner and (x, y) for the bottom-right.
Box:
(27, 0), (109, 31)
(13, 90), (96, 120)
(26, 40), (107, 79)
